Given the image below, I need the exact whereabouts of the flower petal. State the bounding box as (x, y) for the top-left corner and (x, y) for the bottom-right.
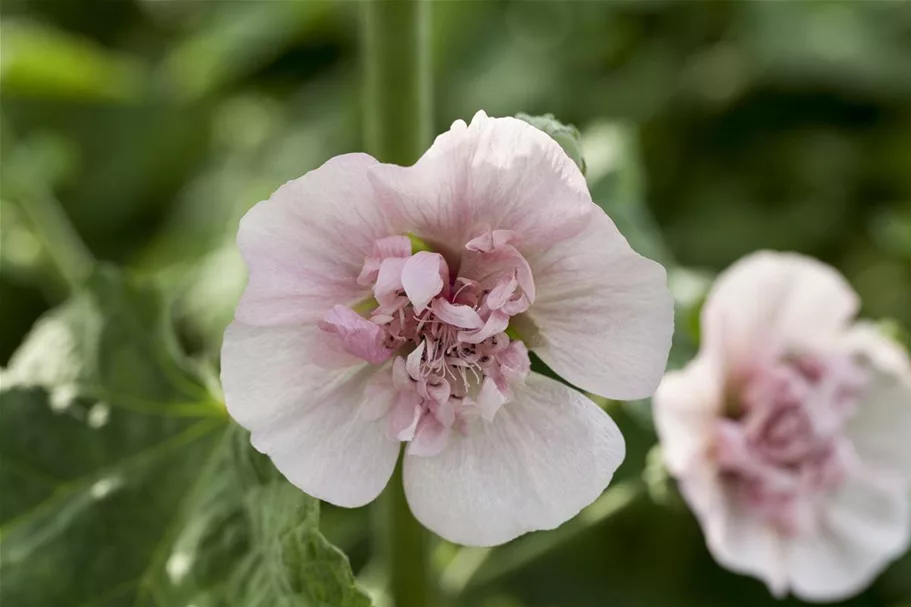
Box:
(236, 153), (397, 326)
(466, 229), (516, 253)
(458, 310), (510, 345)
(402, 372), (624, 546)
(680, 465), (789, 597)
(459, 244), (535, 302)
(476, 376), (508, 421)
(318, 304), (394, 365)
(402, 251), (447, 313)
(431, 298), (484, 329)
(221, 321), (400, 507)
(701, 251), (859, 373)
(408, 415), (452, 458)
(653, 356), (725, 475)
(845, 353), (911, 479)
(375, 257), (409, 303)
(358, 235), (413, 286)
(369, 111), (594, 256)
(388, 391), (423, 441)
(525, 208), (673, 400)
(785, 464), (910, 601)
(839, 320), (911, 376)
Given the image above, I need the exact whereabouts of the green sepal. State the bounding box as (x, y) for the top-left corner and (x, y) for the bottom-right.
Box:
(516, 113), (586, 176)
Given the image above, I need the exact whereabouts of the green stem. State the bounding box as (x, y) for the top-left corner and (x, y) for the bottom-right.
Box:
(373, 461), (430, 607)
(362, 0), (432, 166)
(361, 2), (432, 607)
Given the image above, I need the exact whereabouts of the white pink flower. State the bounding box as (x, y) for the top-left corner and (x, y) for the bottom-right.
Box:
(221, 111), (673, 546)
(654, 251), (911, 600)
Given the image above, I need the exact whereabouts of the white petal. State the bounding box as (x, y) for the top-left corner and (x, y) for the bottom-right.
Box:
(701, 251), (859, 371)
(236, 153), (398, 326)
(221, 321), (400, 507)
(839, 320), (911, 376)
(403, 372), (624, 546)
(785, 465), (911, 601)
(680, 465), (789, 597)
(525, 208), (674, 400)
(846, 363), (911, 480)
(653, 356), (724, 476)
(369, 112), (594, 256)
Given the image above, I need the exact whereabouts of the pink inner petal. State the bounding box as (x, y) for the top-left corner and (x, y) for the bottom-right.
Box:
(465, 228), (517, 253)
(477, 376), (508, 421)
(459, 311), (510, 344)
(325, 224), (545, 460)
(402, 251), (449, 312)
(318, 305), (394, 365)
(388, 391), (423, 441)
(714, 352), (869, 535)
(486, 275), (519, 310)
(358, 235), (412, 286)
(408, 415), (452, 457)
(375, 257), (409, 303)
(431, 298), (484, 329)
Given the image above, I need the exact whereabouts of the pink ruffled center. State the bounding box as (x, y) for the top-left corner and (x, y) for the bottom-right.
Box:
(320, 231), (533, 456)
(715, 354), (868, 535)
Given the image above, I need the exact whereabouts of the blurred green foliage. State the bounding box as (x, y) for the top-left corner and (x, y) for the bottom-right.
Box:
(2, 1), (910, 606)
(0, 268), (369, 606)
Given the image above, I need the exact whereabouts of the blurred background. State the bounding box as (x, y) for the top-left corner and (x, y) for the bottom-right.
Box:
(2, 1), (910, 606)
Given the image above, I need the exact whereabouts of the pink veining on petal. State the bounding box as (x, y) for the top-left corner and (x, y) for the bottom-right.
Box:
(358, 235), (413, 286)
(465, 228), (517, 253)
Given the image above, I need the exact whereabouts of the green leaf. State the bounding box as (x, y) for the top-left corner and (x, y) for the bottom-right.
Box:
(516, 113), (587, 175)
(0, 20), (146, 102)
(0, 266), (371, 607)
(156, 1), (332, 101)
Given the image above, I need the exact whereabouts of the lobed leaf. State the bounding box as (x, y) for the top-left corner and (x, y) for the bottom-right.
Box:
(0, 266), (370, 607)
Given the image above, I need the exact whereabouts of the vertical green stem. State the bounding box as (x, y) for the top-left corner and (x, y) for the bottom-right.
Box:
(361, 2), (432, 607)
(374, 461), (430, 607)
(362, 0), (432, 165)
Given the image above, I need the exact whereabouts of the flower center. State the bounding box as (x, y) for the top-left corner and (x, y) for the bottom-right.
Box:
(319, 230), (533, 456)
(715, 353), (868, 534)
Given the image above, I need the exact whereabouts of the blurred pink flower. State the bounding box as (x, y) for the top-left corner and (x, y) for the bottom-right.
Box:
(654, 251), (911, 600)
(221, 111), (673, 546)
